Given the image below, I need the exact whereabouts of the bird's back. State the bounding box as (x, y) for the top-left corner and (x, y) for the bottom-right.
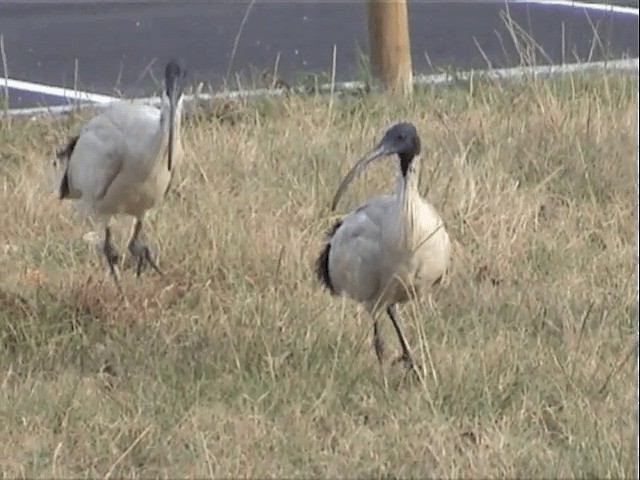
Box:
(100, 103), (161, 135)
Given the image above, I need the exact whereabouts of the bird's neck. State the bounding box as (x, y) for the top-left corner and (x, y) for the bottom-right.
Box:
(159, 95), (184, 174)
(160, 96), (184, 138)
(396, 154), (421, 201)
(395, 155), (422, 246)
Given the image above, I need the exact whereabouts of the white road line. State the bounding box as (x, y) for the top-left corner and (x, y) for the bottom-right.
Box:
(5, 57), (637, 117)
(513, 0), (639, 16)
(413, 57), (640, 85)
(4, 78), (119, 104)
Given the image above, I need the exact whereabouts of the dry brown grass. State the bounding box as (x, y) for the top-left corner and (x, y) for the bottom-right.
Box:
(0, 71), (637, 478)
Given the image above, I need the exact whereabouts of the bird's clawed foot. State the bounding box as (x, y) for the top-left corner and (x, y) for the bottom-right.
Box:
(392, 352), (421, 382)
(102, 233), (122, 291)
(128, 239), (163, 277)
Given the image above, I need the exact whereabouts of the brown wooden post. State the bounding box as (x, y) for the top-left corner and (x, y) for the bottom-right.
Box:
(366, 0), (413, 96)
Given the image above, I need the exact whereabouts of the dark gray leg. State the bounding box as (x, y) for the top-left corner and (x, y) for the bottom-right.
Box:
(127, 219), (162, 277)
(103, 226), (121, 290)
(387, 304), (417, 374)
(373, 317), (385, 365)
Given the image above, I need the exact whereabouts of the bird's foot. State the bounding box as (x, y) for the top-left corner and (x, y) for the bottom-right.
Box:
(102, 243), (122, 291)
(392, 352), (420, 380)
(128, 239), (163, 277)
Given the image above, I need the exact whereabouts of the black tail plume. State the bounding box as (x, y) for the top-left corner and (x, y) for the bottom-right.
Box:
(315, 219), (342, 295)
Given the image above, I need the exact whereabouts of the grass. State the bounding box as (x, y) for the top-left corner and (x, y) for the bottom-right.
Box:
(0, 69), (637, 478)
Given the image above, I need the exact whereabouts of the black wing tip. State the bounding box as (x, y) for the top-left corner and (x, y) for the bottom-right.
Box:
(56, 135), (78, 200)
(58, 172), (70, 200)
(56, 135), (79, 161)
(315, 219), (343, 295)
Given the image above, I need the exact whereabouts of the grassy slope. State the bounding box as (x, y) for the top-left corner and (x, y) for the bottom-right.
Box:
(0, 71), (637, 477)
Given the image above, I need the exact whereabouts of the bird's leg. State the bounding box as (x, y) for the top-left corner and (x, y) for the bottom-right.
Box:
(373, 317), (385, 364)
(387, 305), (418, 375)
(102, 226), (121, 290)
(127, 219), (163, 277)
(371, 312), (390, 391)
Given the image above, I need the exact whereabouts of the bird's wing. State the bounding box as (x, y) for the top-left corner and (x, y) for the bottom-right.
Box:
(65, 102), (163, 201)
(65, 113), (128, 201)
(327, 195), (395, 303)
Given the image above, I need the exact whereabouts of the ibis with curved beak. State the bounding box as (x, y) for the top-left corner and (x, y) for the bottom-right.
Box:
(316, 122), (451, 372)
(55, 59), (187, 289)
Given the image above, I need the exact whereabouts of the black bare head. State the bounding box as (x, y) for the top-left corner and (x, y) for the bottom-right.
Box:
(165, 59), (187, 101)
(377, 122), (421, 176)
(331, 121), (422, 210)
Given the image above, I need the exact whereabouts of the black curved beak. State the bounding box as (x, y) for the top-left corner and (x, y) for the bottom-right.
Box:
(331, 143), (392, 211)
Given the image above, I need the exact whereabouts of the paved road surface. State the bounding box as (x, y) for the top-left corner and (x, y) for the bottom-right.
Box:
(0, 1), (638, 108)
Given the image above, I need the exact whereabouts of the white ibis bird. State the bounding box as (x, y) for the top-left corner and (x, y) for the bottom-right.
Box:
(55, 59), (187, 288)
(315, 122), (451, 372)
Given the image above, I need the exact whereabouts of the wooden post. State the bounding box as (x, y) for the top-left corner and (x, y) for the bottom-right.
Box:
(366, 0), (413, 96)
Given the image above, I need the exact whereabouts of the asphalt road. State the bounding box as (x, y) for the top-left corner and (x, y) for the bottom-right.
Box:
(0, 1), (638, 108)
